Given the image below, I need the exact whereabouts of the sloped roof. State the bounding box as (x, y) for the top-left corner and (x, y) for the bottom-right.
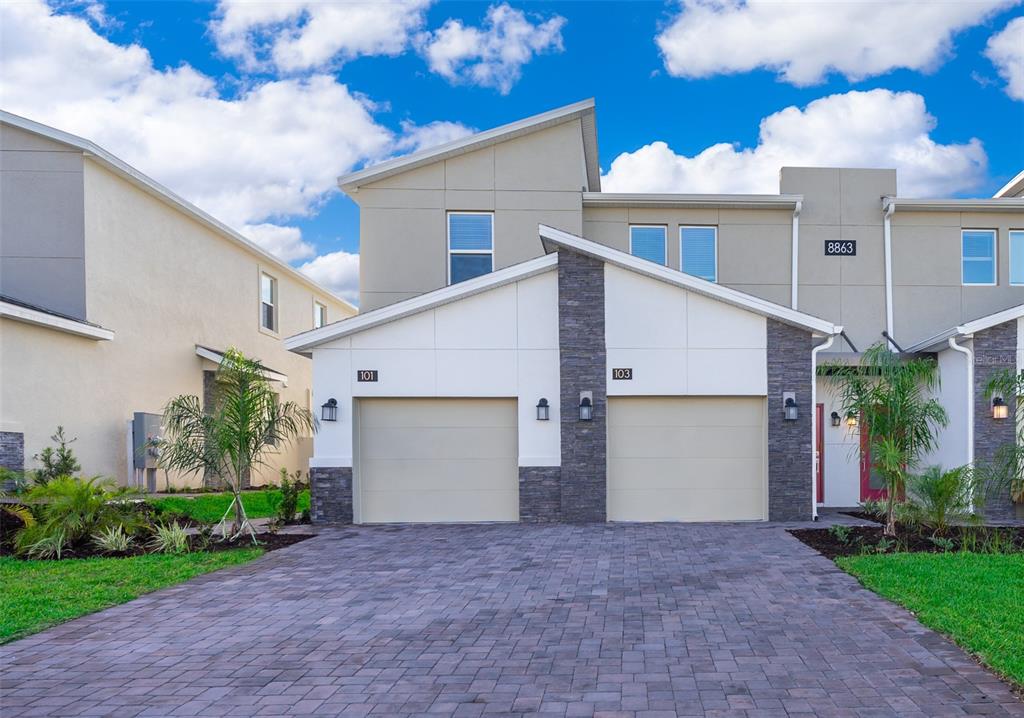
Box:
(905, 304), (1024, 353)
(994, 170), (1024, 198)
(0, 111), (356, 315)
(337, 99), (600, 193)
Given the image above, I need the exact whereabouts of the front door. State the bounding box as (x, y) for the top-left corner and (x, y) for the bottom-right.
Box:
(859, 421), (887, 501)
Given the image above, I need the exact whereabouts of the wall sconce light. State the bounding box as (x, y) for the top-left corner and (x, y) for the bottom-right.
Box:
(992, 396), (1009, 420)
(321, 398), (338, 422)
(783, 392), (798, 421)
(830, 411), (841, 427)
(536, 398), (550, 421)
(579, 392), (593, 421)
(846, 412), (858, 428)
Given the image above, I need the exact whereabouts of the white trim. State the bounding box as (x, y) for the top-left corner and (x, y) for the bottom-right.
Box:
(584, 192), (802, 209)
(883, 197), (1024, 212)
(285, 254), (559, 354)
(195, 345), (289, 384)
(540, 224), (841, 335)
(961, 228), (998, 287)
(811, 335), (836, 520)
(994, 170), (1024, 198)
(679, 225), (718, 283)
(0, 111), (357, 315)
(791, 200), (801, 309)
(628, 225), (668, 266)
(1010, 229), (1024, 286)
(447, 211), (495, 286)
(338, 99), (598, 192)
(904, 304), (1024, 353)
(259, 270), (279, 334)
(883, 201), (895, 349)
(0, 300), (114, 340)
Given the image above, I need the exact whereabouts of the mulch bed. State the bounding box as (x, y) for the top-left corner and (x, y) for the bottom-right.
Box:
(790, 524), (1024, 559)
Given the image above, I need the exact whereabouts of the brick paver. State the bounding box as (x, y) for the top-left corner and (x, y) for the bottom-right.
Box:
(2, 522), (1021, 717)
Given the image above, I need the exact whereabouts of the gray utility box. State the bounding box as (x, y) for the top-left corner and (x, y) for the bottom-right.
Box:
(132, 412), (163, 470)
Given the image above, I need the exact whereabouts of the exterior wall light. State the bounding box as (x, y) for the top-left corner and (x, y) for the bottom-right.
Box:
(579, 396), (593, 421)
(321, 398), (338, 422)
(783, 396), (799, 421)
(992, 396), (1009, 420)
(846, 412), (858, 428)
(830, 411), (841, 427)
(536, 398), (550, 421)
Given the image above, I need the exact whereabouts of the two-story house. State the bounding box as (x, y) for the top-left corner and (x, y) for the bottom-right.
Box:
(287, 99), (1023, 524)
(0, 112), (357, 490)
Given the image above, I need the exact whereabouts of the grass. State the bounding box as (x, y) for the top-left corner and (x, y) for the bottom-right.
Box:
(148, 489), (310, 524)
(838, 552), (1024, 686)
(0, 549), (262, 643)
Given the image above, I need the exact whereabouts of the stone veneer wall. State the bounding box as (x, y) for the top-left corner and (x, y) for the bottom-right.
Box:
(972, 321), (1018, 521)
(309, 466), (353, 524)
(558, 250), (607, 523)
(0, 431), (24, 472)
(518, 466), (562, 522)
(766, 319), (813, 522)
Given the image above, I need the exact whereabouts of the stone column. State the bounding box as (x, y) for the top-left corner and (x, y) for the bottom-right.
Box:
(519, 467), (561, 522)
(973, 321), (1018, 521)
(766, 320), (813, 521)
(309, 466), (353, 524)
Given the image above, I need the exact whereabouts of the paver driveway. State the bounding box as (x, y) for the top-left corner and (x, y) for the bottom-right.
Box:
(2, 523), (1021, 717)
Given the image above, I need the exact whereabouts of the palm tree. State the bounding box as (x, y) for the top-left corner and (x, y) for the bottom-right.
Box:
(157, 348), (316, 539)
(830, 344), (948, 536)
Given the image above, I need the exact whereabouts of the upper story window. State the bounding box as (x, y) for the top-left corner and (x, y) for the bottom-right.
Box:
(448, 212), (493, 285)
(1010, 230), (1023, 286)
(629, 225), (667, 265)
(313, 301), (327, 329)
(962, 229), (996, 286)
(260, 272), (277, 332)
(680, 226), (718, 282)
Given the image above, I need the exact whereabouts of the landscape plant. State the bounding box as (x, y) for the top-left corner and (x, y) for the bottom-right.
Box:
(31, 427), (81, 486)
(904, 465), (979, 533)
(829, 344), (948, 536)
(156, 348), (316, 540)
(148, 522), (189, 554)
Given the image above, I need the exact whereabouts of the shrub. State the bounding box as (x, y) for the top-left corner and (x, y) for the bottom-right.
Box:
(93, 524), (133, 554)
(905, 465), (978, 532)
(148, 522), (190, 554)
(859, 499), (886, 520)
(275, 469), (303, 525)
(14, 476), (143, 558)
(828, 524), (853, 544)
(31, 426), (81, 486)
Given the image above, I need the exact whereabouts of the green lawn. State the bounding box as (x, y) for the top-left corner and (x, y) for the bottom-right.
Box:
(148, 489), (310, 524)
(838, 552), (1024, 686)
(0, 549), (262, 643)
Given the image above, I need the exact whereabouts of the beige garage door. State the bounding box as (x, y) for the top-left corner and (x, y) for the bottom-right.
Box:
(608, 397), (766, 522)
(356, 398), (518, 523)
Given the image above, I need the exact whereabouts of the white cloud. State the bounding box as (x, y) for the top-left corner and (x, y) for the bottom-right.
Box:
(419, 3), (566, 94)
(211, 0), (433, 73)
(985, 16), (1024, 100)
(656, 0), (1017, 86)
(393, 119), (476, 154)
(601, 89), (987, 197)
(299, 250), (360, 304)
(241, 224), (315, 262)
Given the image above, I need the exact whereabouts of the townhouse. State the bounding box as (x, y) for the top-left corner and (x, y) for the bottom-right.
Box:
(0, 112), (356, 489)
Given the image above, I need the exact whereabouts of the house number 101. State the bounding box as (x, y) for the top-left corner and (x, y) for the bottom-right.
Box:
(356, 370), (378, 382)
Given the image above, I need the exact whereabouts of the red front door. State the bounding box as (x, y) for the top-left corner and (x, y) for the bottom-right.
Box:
(816, 403), (824, 504)
(859, 421), (888, 501)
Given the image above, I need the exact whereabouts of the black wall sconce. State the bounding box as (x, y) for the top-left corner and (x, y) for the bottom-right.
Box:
(830, 411), (841, 427)
(783, 392), (799, 421)
(321, 398), (338, 422)
(992, 396), (1009, 420)
(579, 392), (593, 421)
(536, 398), (550, 421)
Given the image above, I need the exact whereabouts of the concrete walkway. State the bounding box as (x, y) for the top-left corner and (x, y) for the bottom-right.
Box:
(1, 522), (1021, 717)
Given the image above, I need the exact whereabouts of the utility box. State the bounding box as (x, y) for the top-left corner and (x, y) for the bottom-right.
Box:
(132, 412), (163, 470)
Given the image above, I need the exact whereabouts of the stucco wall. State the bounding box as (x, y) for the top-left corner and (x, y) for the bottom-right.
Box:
(0, 159), (353, 487)
(815, 375), (862, 507)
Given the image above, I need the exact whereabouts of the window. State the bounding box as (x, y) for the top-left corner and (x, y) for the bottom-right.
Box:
(313, 301), (327, 329)
(962, 229), (996, 286)
(260, 272), (277, 332)
(680, 226), (718, 282)
(629, 225), (667, 265)
(1010, 230), (1024, 286)
(448, 212), (493, 284)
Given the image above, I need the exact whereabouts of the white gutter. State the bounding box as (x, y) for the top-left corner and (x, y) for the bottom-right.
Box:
(791, 200), (802, 309)
(883, 199), (895, 350)
(811, 332), (838, 520)
(947, 336), (975, 468)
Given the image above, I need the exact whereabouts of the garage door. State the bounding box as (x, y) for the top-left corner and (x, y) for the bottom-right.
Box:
(608, 397), (766, 522)
(356, 398), (518, 523)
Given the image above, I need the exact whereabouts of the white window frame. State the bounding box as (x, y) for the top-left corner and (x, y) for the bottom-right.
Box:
(313, 300), (327, 329)
(961, 228), (998, 287)
(1010, 229), (1024, 286)
(447, 211), (495, 286)
(628, 224), (668, 266)
(679, 225), (719, 283)
(259, 271), (278, 334)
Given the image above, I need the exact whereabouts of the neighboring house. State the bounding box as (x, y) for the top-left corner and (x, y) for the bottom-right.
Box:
(0, 112), (356, 490)
(290, 99), (1024, 524)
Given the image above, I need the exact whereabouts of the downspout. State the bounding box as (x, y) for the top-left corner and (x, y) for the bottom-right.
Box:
(810, 331), (838, 520)
(883, 199), (896, 349)
(948, 334), (974, 471)
(791, 200), (802, 309)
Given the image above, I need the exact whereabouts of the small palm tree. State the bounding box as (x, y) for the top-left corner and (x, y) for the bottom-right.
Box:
(157, 348), (316, 539)
(830, 344), (948, 536)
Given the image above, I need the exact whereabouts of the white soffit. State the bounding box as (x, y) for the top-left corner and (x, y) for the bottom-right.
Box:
(583, 192), (801, 210)
(0, 299), (114, 340)
(906, 304), (1024, 354)
(539, 224), (841, 336)
(195, 345), (289, 384)
(883, 196), (1024, 213)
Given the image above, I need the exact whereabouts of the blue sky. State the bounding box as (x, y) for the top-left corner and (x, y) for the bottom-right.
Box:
(1, 0), (1021, 302)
